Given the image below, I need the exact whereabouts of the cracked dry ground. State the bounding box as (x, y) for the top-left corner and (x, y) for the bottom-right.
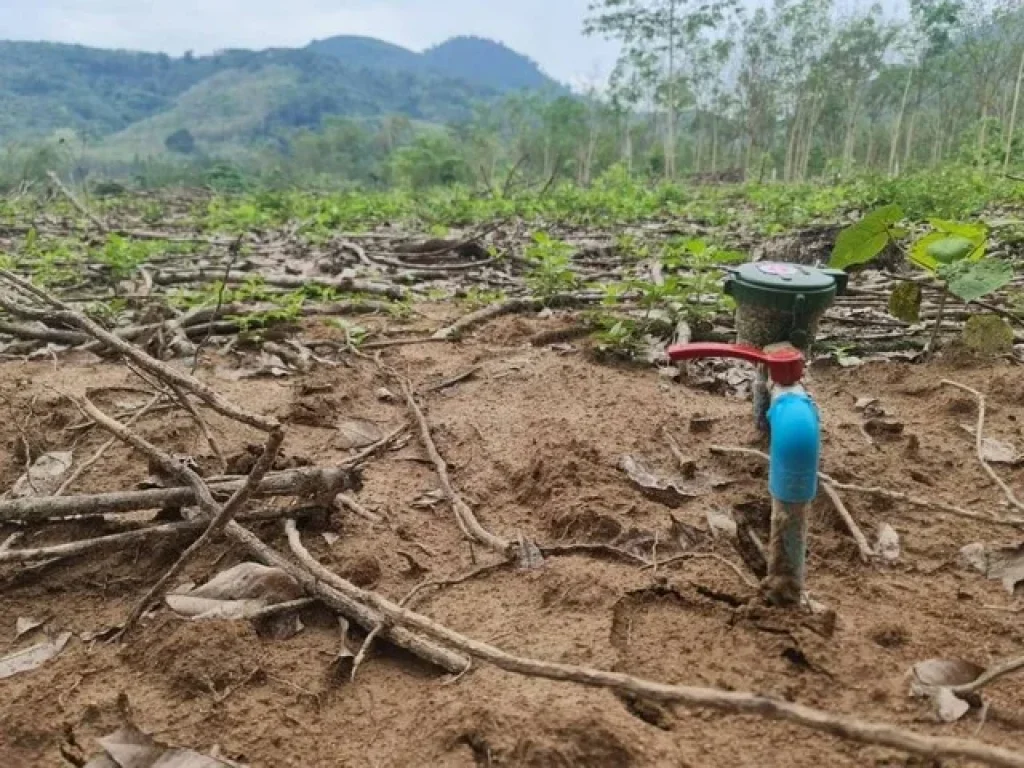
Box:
(0, 306), (1022, 768)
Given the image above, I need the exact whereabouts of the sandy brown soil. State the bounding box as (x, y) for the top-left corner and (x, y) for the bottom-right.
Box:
(0, 306), (1022, 767)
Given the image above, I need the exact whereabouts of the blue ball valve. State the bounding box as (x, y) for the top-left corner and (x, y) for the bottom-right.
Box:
(667, 341), (820, 606)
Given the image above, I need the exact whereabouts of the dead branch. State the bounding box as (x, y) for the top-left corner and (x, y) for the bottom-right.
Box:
(77, 394), (284, 635)
(170, 385), (228, 474)
(192, 239), (238, 372)
(335, 493), (383, 523)
(432, 298), (542, 341)
(952, 655), (1024, 697)
(0, 466), (350, 523)
(709, 445), (1023, 528)
(645, 552), (760, 589)
(0, 269), (278, 432)
(285, 522), (1024, 768)
(941, 380), (1024, 515)
(399, 377), (510, 554)
(72, 382), (465, 671)
(47, 171), (108, 231)
(0, 520), (206, 564)
(151, 269), (406, 301)
(820, 480), (875, 562)
(56, 391), (164, 496)
(342, 422), (409, 468)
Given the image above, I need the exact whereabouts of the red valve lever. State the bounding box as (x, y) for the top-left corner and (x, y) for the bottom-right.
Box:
(666, 342), (805, 386)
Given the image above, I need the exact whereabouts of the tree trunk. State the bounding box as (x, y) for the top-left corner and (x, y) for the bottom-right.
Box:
(1005, 48), (1024, 172)
(623, 122), (634, 173)
(785, 103), (802, 182)
(978, 100), (990, 162)
(889, 68), (914, 176)
(665, 0), (678, 179)
(903, 111), (917, 171)
(710, 112), (719, 175)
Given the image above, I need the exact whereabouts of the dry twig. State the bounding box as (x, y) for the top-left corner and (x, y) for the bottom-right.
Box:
(286, 522), (1024, 768)
(941, 380), (1024, 515)
(398, 377), (510, 554)
(76, 395), (284, 636)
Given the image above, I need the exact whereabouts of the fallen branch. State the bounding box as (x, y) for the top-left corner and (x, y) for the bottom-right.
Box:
(941, 380), (1024, 515)
(0, 466), (352, 523)
(0, 270), (278, 432)
(151, 269), (406, 301)
(48, 171), (108, 231)
(432, 297), (541, 341)
(76, 395), (284, 636)
(820, 480), (875, 562)
(170, 385), (228, 474)
(952, 654), (1024, 697)
(335, 493), (383, 523)
(56, 391), (164, 496)
(285, 522), (1024, 768)
(0, 519), (205, 564)
(71, 380), (465, 671)
(399, 377), (510, 554)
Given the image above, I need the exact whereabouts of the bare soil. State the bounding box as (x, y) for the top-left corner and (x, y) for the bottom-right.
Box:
(1, 306), (1022, 767)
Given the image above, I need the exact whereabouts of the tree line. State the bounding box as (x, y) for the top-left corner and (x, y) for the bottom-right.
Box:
(4, 0), (1024, 192)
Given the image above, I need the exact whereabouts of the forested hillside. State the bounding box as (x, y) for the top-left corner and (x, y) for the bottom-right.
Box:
(0, 35), (553, 148)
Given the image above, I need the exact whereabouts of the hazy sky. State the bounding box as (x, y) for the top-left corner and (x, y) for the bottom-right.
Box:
(0, 0), (624, 85)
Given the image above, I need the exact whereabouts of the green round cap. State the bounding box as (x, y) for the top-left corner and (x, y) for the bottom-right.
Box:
(725, 262), (844, 312)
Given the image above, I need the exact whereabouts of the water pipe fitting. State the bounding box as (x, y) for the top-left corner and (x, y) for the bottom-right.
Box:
(667, 341), (822, 606)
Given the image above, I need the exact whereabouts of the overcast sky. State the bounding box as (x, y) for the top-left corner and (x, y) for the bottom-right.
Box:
(0, 0), (625, 85)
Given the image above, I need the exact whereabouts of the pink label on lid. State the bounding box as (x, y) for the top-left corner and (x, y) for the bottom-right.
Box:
(756, 262), (799, 276)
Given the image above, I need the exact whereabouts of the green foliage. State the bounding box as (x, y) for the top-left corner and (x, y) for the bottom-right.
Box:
(524, 231), (579, 299)
(829, 204), (904, 269)
(907, 218), (1013, 304)
(888, 282), (922, 322)
(938, 259), (1015, 303)
(961, 314), (1014, 356)
(910, 219), (986, 270)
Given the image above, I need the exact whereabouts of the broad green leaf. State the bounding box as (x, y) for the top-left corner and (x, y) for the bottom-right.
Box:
(684, 238), (708, 255)
(829, 204), (904, 270)
(927, 236), (975, 264)
(962, 315), (1014, 356)
(888, 282), (922, 323)
(928, 218), (987, 245)
(910, 233), (945, 271)
(938, 260), (1014, 303)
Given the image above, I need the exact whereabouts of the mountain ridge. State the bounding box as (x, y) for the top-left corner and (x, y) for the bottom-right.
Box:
(0, 34), (560, 154)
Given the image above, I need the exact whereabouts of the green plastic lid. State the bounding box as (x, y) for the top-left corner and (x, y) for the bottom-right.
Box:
(725, 262), (846, 313)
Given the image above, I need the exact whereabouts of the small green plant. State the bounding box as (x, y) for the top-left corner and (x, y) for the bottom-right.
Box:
(524, 231), (579, 300)
(831, 207), (1017, 354)
(459, 287), (506, 309)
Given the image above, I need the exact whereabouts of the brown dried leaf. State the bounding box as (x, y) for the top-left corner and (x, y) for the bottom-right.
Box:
(165, 563), (303, 620)
(909, 658), (986, 723)
(14, 617), (44, 639)
(335, 418), (386, 450)
(617, 455), (707, 508)
(10, 451), (73, 498)
(981, 437), (1021, 466)
(958, 542), (1024, 594)
(0, 632), (71, 679)
(85, 725), (232, 768)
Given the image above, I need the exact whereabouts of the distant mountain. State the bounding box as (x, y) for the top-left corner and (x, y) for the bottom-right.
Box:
(0, 34), (560, 157)
(308, 35), (557, 92)
(423, 37), (553, 91)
